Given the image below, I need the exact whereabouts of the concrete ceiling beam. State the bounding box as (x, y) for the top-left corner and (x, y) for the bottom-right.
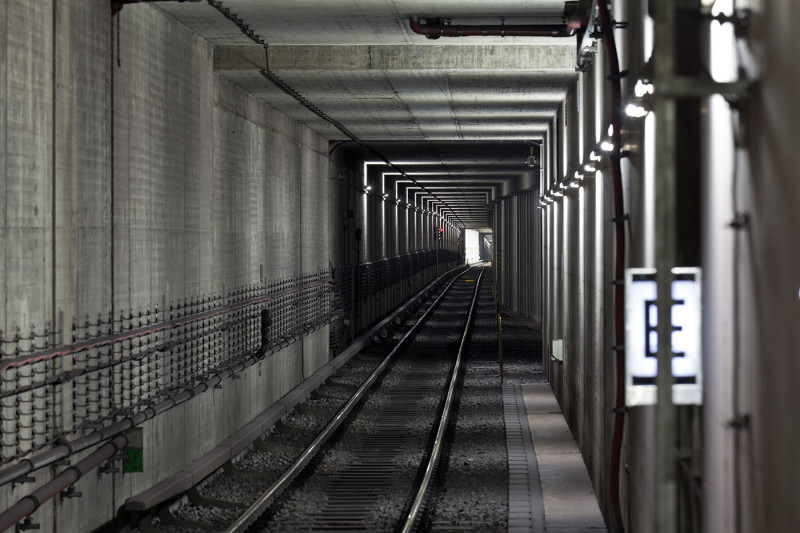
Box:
(214, 44), (576, 72)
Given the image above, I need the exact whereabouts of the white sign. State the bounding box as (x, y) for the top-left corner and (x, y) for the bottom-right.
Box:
(624, 267), (702, 406)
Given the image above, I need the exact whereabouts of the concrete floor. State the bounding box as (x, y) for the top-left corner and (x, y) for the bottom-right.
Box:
(522, 383), (607, 532)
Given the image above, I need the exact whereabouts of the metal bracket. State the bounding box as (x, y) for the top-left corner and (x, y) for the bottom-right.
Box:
(702, 9), (750, 38)
(15, 518), (39, 532)
(727, 413), (751, 430)
(658, 76), (754, 104)
(99, 460), (119, 474)
(12, 475), (35, 488)
(729, 213), (750, 230)
(60, 486), (83, 500)
(607, 69), (629, 81)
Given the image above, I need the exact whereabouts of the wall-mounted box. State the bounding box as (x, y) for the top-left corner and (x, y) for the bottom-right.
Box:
(552, 338), (564, 363)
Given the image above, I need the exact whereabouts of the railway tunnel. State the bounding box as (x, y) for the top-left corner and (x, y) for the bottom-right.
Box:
(0, 0), (798, 531)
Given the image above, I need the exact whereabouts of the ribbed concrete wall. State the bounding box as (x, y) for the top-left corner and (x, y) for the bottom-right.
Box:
(494, 190), (542, 323)
(540, 2), (800, 532)
(703, 2), (800, 531)
(328, 154), (462, 343)
(0, 2), (331, 530)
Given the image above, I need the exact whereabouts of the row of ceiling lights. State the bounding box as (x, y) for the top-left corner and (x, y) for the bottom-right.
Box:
(361, 185), (464, 224)
(538, 79), (654, 208)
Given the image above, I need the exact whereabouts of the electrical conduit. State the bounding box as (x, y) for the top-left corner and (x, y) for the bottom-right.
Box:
(598, 1), (627, 531)
(0, 436), (128, 532)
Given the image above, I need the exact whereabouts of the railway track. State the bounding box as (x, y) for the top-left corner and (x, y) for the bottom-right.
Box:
(143, 266), (490, 533)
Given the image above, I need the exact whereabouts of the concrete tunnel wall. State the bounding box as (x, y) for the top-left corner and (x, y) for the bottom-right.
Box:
(327, 152), (462, 342)
(0, 1), (331, 529)
(493, 190), (543, 324)
(531, 1), (800, 532)
(0, 2), (461, 530)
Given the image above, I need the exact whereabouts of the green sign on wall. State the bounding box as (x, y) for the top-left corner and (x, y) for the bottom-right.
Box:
(122, 448), (143, 473)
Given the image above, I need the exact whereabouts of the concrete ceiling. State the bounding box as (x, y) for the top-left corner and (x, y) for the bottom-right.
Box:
(156, 0), (581, 229)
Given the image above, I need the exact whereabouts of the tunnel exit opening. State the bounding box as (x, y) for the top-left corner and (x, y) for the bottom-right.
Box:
(464, 229), (480, 264)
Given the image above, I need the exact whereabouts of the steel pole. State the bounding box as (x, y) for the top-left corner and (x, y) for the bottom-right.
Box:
(653, 0), (678, 531)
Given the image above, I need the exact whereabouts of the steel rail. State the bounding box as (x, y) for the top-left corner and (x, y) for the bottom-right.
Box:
(224, 266), (472, 532)
(400, 267), (485, 533)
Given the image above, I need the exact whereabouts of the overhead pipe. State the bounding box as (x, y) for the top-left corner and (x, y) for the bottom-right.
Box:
(408, 17), (584, 39)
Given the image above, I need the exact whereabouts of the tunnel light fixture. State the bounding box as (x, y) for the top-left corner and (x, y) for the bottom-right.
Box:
(583, 162), (596, 173)
(382, 193), (389, 200)
(589, 150), (601, 162)
(559, 182), (568, 190)
(526, 145), (538, 168)
(607, 124), (614, 137)
(395, 199), (402, 205)
(553, 190), (564, 198)
(570, 181), (580, 189)
(365, 185), (372, 192)
(625, 102), (650, 118)
(601, 140), (615, 152)
(634, 79), (655, 98)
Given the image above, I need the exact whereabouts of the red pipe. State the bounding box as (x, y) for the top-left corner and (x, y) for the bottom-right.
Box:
(409, 17), (579, 38)
(0, 436), (128, 532)
(598, 1), (627, 532)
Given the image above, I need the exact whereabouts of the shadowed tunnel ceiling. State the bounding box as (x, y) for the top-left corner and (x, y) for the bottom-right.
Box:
(156, 0), (584, 229)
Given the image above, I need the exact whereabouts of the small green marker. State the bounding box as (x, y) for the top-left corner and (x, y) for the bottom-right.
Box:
(122, 448), (143, 473)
